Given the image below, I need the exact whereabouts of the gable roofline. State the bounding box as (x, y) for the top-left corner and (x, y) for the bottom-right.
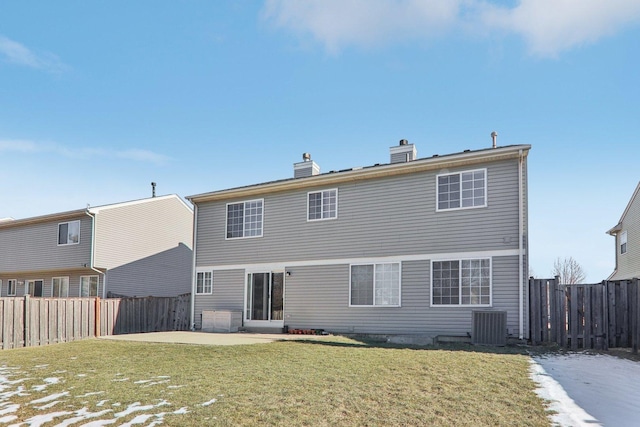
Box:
(0, 194), (192, 230)
(187, 144), (531, 204)
(607, 181), (640, 235)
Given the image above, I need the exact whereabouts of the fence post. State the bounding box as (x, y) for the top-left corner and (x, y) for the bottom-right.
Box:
(23, 295), (30, 348)
(95, 297), (101, 338)
(603, 281), (610, 350)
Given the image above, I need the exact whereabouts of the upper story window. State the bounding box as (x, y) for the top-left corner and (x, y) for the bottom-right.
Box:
(226, 199), (263, 239)
(58, 220), (80, 245)
(350, 263), (401, 307)
(621, 230), (628, 255)
(196, 271), (213, 294)
(437, 169), (487, 211)
(431, 258), (491, 306)
(308, 189), (337, 221)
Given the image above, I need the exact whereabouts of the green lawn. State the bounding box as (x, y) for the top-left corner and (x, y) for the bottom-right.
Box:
(0, 336), (550, 426)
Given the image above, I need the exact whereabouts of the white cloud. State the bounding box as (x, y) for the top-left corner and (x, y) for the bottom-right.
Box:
(480, 0), (640, 56)
(262, 0), (463, 54)
(262, 0), (640, 57)
(0, 139), (169, 166)
(0, 35), (66, 72)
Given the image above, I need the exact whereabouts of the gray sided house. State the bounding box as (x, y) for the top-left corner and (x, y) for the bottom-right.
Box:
(188, 141), (530, 342)
(607, 182), (640, 280)
(0, 195), (193, 298)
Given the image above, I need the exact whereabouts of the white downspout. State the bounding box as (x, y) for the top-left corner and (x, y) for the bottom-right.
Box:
(85, 210), (107, 297)
(518, 150), (524, 340)
(190, 204), (198, 330)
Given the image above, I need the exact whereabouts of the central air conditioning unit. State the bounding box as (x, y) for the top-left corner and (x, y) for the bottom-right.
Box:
(472, 311), (507, 346)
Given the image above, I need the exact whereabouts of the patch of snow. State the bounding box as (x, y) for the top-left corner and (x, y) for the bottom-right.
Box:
(173, 407), (188, 415)
(201, 398), (217, 406)
(34, 400), (61, 410)
(32, 377), (61, 392)
(118, 413), (155, 425)
(96, 399), (109, 407)
(133, 380), (151, 384)
(167, 385), (185, 389)
(111, 378), (129, 382)
(55, 408), (113, 427)
(0, 403), (19, 416)
(156, 376), (170, 379)
(81, 420), (117, 426)
(30, 391), (69, 404)
(76, 391), (105, 398)
(17, 410), (72, 427)
(33, 364), (49, 369)
(532, 353), (640, 427)
(140, 380), (170, 387)
(0, 414), (17, 423)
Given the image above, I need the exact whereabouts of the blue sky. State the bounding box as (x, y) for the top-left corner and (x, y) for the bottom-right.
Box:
(1, 1), (639, 282)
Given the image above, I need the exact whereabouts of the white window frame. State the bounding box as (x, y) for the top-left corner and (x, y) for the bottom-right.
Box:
(349, 262), (401, 307)
(196, 271), (213, 295)
(58, 220), (81, 246)
(431, 258), (492, 307)
(621, 230), (628, 255)
(225, 199), (264, 240)
(52, 276), (70, 298)
(80, 275), (99, 297)
(7, 279), (16, 296)
(307, 189), (338, 221)
(25, 279), (45, 297)
(436, 168), (487, 212)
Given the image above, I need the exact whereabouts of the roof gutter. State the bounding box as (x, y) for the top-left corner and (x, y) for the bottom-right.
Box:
(85, 210), (107, 298)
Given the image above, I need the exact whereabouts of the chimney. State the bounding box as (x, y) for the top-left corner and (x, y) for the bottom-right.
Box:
(389, 139), (417, 164)
(491, 131), (498, 148)
(293, 153), (320, 178)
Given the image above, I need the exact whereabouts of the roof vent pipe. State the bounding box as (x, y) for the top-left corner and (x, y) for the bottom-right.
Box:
(491, 131), (498, 148)
(151, 182), (156, 198)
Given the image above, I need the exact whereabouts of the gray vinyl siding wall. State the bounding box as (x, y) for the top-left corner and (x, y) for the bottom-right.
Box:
(0, 215), (92, 273)
(93, 196), (194, 297)
(193, 155), (527, 336)
(612, 190), (640, 280)
(196, 159), (522, 266)
(0, 270), (101, 298)
(279, 256), (519, 337)
(193, 269), (244, 329)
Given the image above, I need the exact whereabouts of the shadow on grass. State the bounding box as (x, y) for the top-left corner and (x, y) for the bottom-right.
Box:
(281, 335), (532, 355)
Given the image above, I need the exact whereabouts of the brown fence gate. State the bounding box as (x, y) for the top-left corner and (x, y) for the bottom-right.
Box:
(530, 277), (640, 352)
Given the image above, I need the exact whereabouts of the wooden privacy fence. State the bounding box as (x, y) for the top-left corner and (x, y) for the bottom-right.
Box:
(0, 294), (191, 350)
(530, 278), (640, 352)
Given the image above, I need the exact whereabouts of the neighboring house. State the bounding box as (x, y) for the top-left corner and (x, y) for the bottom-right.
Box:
(187, 141), (530, 341)
(0, 195), (193, 298)
(607, 182), (640, 280)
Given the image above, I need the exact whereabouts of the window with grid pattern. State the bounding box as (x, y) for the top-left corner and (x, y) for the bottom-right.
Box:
(350, 263), (400, 307)
(196, 271), (213, 294)
(226, 200), (263, 239)
(432, 259), (491, 306)
(621, 230), (628, 255)
(437, 169), (486, 211)
(308, 189), (337, 221)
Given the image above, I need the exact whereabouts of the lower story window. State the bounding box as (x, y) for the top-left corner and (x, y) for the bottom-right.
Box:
(196, 271), (213, 294)
(25, 280), (44, 297)
(52, 277), (69, 298)
(350, 263), (400, 307)
(432, 259), (491, 306)
(7, 279), (16, 296)
(80, 276), (99, 297)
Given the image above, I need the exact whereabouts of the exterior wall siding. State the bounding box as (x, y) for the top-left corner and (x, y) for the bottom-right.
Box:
(192, 149), (529, 338)
(0, 215), (92, 273)
(0, 270), (102, 298)
(612, 188), (640, 280)
(196, 159), (522, 267)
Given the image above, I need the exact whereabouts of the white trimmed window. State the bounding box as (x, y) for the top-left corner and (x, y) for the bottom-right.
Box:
(80, 275), (99, 297)
(226, 199), (263, 239)
(25, 279), (44, 297)
(437, 169), (486, 211)
(7, 279), (16, 296)
(350, 263), (400, 307)
(432, 259), (491, 306)
(308, 189), (337, 221)
(196, 271), (213, 294)
(621, 230), (627, 255)
(58, 220), (80, 245)
(52, 277), (69, 297)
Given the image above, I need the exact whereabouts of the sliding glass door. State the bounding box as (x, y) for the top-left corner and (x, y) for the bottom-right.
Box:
(246, 271), (284, 326)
